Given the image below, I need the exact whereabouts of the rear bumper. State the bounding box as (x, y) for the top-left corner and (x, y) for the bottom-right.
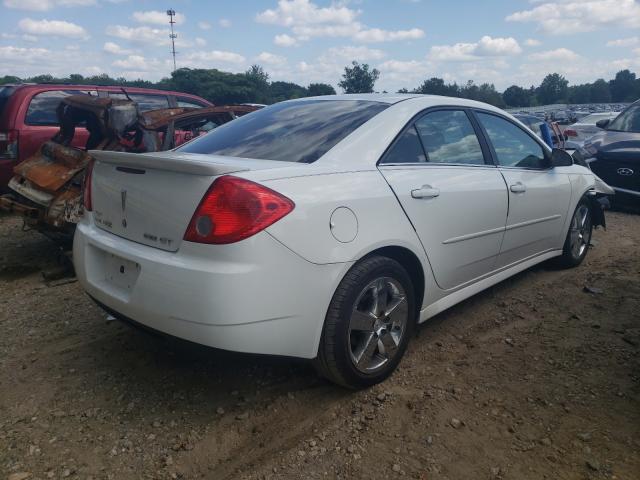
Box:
(73, 216), (351, 358)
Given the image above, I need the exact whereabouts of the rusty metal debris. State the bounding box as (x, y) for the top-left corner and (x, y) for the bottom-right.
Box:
(0, 94), (259, 234)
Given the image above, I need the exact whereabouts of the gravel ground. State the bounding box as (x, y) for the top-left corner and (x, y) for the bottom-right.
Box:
(1, 211), (639, 480)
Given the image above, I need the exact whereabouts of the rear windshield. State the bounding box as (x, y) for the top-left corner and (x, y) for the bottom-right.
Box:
(177, 99), (388, 163)
(0, 86), (16, 119)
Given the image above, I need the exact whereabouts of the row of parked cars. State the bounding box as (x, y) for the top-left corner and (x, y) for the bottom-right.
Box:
(0, 83), (636, 388)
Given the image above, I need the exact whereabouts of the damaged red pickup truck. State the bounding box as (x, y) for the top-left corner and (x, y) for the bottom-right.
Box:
(0, 88), (258, 236)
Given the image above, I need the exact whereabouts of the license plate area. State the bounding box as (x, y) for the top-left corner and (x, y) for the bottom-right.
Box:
(104, 253), (140, 292)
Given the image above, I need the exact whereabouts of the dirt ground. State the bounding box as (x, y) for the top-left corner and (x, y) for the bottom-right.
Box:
(1, 211), (638, 480)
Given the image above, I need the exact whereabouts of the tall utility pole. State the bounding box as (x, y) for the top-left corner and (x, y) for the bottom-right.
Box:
(167, 9), (177, 72)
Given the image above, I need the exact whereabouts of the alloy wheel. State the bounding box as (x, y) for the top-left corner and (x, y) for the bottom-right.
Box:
(569, 204), (591, 259)
(348, 277), (409, 373)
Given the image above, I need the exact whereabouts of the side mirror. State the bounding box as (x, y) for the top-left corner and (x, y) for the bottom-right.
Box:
(595, 119), (610, 129)
(551, 148), (573, 167)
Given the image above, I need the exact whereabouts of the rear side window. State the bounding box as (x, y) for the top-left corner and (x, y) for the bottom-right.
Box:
(178, 100), (388, 163)
(0, 86), (16, 119)
(477, 112), (547, 169)
(25, 90), (97, 126)
(108, 92), (169, 111)
(414, 110), (485, 165)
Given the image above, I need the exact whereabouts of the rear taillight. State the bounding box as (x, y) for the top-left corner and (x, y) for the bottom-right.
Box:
(0, 130), (19, 160)
(83, 160), (94, 212)
(184, 175), (294, 244)
(564, 129), (577, 137)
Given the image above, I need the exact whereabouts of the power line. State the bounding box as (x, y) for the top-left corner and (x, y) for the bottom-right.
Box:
(167, 9), (178, 72)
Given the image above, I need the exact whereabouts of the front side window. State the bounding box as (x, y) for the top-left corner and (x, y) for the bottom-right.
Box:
(607, 103), (640, 133)
(177, 97), (206, 109)
(476, 112), (547, 169)
(25, 90), (96, 126)
(178, 100), (388, 163)
(414, 110), (485, 165)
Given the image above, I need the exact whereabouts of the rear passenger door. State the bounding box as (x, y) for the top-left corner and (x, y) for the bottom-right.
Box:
(474, 111), (572, 267)
(379, 109), (508, 291)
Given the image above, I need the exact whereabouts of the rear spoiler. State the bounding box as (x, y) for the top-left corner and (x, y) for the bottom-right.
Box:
(89, 150), (250, 176)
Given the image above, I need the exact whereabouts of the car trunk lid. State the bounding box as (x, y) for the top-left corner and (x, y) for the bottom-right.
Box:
(89, 150), (286, 252)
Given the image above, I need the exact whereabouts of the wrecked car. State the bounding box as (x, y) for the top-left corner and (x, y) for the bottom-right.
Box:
(0, 94), (259, 236)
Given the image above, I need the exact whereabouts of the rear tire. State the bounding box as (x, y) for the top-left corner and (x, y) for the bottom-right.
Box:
(554, 198), (593, 268)
(314, 256), (415, 389)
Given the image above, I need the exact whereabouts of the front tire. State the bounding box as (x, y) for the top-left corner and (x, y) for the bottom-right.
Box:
(315, 256), (415, 389)
(555, 198), (593, 268)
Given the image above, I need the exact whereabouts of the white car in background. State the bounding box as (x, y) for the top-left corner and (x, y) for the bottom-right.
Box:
(564, 111), (621, 146)
(74, 94), (606, 388)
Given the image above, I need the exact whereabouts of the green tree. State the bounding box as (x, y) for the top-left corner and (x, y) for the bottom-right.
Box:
(568, 84), (591, 104)
(590, 79), (611, 103)
(610, 69), (637, 102)
(502, 85), (530, 107)
(269, 81), (308, 102)
(537, 73), (569, 105)
(307, 83), (336, 96)
(413, 77), (460, 97)
(338, 61), (379, 93)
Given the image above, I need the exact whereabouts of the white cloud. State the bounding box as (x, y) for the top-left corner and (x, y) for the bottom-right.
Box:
(256, 0), (358, 27)
(528, 48), (580, 62)
(606, 37), (639, 47)
(183, 50), (246, 66)
(103, 41), (132, 55)
(321, 46), (386, 61)
(198, 21), (212, 30)
(112, 55), (155, 71)
(257, 0), (424, 44)
(195, 37), (207, 47)
(132, 10), (185, 26)
(506, 0), (640, 35)
(219, 18), (232, 28)
(274, 33), (298, 47)
(524, 38), (541, 47)
(429, 36), (521, 61)
(0, 45), (50, 62)
(18, 18), (88, 39)
(256, 51), (287, 66)
(353, 27), (424, 43)
(3, 0), (95, 11)
(106, 25), (190, 48)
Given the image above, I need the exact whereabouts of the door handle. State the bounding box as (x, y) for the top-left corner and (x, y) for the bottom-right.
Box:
(411, 185), (440, 199)
(510, 182), (526, 193)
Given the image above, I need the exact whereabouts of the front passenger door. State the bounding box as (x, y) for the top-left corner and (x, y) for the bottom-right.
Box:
(475, 111), (572, 268)
(379, 109), (508, 291)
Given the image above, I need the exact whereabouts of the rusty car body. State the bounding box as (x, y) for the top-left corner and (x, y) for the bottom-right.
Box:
(0, 94), (258, 235)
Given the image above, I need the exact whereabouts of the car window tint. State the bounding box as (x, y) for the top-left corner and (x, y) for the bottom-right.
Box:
(108, 92), (169, 112)
(414, 110), (485, 165)
(177, 97), (206, 109)
(477, 112), (547, 169)
(178, 100), (388, 163)
(25, 90), (97, 126)
(381, 126), (426, 164)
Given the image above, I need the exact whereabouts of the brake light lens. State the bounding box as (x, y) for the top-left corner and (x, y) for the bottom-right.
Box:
(564, 129), (578, 137)
(184, 176), (294, 244)
(0, 129), (19, 160)
(83, 159), (94, 212)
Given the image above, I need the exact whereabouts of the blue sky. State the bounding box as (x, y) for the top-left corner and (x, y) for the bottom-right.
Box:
(1, 0), (639, 92)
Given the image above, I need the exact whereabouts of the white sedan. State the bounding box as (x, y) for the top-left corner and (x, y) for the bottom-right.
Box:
(564, 111), (620, 146)
(74, 94), (605, 388)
